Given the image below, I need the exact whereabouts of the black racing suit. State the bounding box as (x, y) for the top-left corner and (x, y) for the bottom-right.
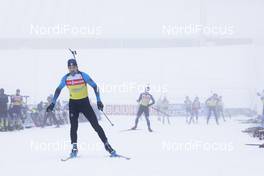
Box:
(69, 98), (107, 144)
(51, 71), (108, 145)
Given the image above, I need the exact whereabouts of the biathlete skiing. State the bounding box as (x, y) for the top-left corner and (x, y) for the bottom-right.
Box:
(46, 57), (117, 159)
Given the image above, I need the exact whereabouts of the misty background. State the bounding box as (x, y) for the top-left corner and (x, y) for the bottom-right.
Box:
(0, 0), (263, 112)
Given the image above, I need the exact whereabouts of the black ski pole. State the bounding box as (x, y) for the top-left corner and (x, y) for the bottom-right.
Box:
(101, 111), (114, 126)
(151, 107), (170, 117)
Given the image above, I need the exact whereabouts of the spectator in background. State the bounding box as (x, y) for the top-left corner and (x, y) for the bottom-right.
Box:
(156, 96), (163, 122)
(42, 95), (60, 128)
(189, 97), (201, 124)
(0, 88), (9, 131)
(257, 90), (264, 116)
(161, 96), (170, 125)
(206, 93), (219, 125)
(217, 96), (226, 122)
(9, 89), (24, 130)
(184, 96), (192, 123)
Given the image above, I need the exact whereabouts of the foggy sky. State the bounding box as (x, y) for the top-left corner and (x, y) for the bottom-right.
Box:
(0, 0), (263, 111)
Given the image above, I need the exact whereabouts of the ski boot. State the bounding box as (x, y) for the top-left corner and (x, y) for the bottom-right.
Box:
(259, 143), (264, 148)
(70, 143), (78, 158)
(104, 141), (117, 157)
(131, 126), (137, 130)
(148, 128), (153, 132)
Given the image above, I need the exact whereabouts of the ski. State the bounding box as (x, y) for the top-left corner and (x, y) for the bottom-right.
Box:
(110, 153), (131, 160)
(61, 156), (73, 162)
(245, 143), (264, 148)
(61, 154), (131, 161)
(120, 128), (142, 132)
(61, 156), (79, 162)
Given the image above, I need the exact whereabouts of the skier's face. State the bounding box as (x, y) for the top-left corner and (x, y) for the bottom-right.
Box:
(68, 65), (78, 74)
(145, 87), (150, 92)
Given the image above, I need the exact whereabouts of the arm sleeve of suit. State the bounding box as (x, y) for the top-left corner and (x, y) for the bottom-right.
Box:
(52, 75), (67, 104)
(149, 94), (155, 106)
(81, 72), (101, 102)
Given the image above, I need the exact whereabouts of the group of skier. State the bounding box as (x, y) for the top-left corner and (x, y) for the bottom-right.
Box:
(184, 96), (201, 124)
(184, 94), (229, 125)
(0, 88), (71, 131)
(0, 88), (29, 131)
(205, 94), (226, 125)
(33, 97), (70, 128)
(0, 52), (234, 159)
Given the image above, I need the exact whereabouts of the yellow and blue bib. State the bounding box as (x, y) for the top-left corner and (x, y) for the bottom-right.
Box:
(11, 95), (23, 106)
(52, 71), (101, 103)
(66, 73), (88, 100)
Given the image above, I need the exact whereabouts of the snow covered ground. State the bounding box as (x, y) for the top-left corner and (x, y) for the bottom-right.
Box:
(0, 115), (263, 176)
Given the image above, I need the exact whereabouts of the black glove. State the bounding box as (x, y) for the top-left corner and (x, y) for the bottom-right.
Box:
(97, 101), (104, 111)
(46, 103), (55, 112)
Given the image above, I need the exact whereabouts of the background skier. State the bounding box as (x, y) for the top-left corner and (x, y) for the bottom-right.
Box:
(131, 86), (155, 132)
